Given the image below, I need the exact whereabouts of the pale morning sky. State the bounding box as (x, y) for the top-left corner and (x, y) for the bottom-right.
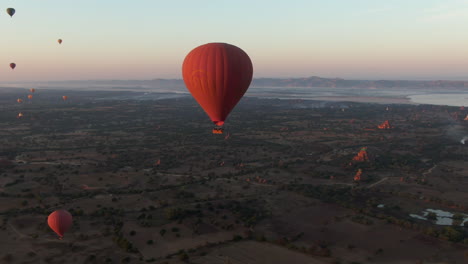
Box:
(2, 0), (468, 81)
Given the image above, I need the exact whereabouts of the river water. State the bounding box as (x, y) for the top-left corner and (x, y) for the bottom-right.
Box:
(408, 93), (468, 107)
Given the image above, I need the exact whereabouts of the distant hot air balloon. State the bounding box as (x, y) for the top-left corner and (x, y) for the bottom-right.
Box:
(28, 94), (33, 100)
(30, 88), (36, 93)
(17, 112), (23, 118)
(10, 63), (16, 70)
(58, 39), (63, 44)
(47, 210), (72, 239)
(62, 96), (68, 101)
(182, 43), (253, 133)
(6, 8), (15, 17)
(17, 98), (23, 103)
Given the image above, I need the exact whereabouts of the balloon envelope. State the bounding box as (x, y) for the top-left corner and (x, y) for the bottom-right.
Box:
(62, 96), (68, 101)
(58, 39), (62, 44)
(182, 43), (253, 126)
(6, 8), (15, 17)
(28, 95), (33, 99)
(48, 210), (72, 238)
(30, 88), (36, 93)
(10, 63), (16, 70)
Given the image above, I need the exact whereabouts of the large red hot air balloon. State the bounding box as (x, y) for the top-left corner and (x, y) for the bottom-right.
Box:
(182, 43), (253, 132)
(10, 63), (16, 70)
(58, 39), (63, 44)
(48, 210), (72, 239)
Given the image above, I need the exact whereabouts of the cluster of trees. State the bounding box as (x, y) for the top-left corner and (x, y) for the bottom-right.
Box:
(389, 191), (468, 212)
(164, 207), (200, 221)
(424, 227), (466, 243)
(286, 183), (468, 245)
(251, 232), (332, 258)
(351, 215), (374, 226)
(112, 235), (138, 253)
(90, 207), (125, 218)
(223, 199), (269, 226)
(109, 214), (139, 254)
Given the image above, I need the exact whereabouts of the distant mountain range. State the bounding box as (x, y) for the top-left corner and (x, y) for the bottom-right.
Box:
(251, 76), (468, 89)
(5, 76), (468, 90)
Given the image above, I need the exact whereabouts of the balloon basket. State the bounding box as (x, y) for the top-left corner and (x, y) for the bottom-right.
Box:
(212, 128), (224, 134)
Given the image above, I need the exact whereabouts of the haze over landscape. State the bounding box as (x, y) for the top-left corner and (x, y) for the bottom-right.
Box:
(1, 1), (468, 264)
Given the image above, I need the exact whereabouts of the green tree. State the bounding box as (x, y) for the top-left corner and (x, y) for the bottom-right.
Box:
(178, 251), (189, 261)
(427, 212), (437, 220)
(440, 227), (463, 242)
(452, 213), (464, 221)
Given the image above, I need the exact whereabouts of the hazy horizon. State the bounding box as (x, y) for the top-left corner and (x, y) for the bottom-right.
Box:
(2, 0), (468, 82)
(2, 75), (468, 84)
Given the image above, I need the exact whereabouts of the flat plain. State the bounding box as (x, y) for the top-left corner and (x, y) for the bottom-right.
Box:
(0, 88), (467, 264)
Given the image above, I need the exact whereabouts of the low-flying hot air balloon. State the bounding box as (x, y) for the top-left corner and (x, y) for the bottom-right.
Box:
(17, 98), (23, 103)
(58, 39), (63, 44)
(62, 96), (68, 101)
(28, 94), (33, 100)
(182, 43), (253, 134)
(17, 112), (23, 118)
(30, 88), (36, 93)
(48, 210), (72, 239)
(6, 8), (15, 17)
(10, 63), (16, 70)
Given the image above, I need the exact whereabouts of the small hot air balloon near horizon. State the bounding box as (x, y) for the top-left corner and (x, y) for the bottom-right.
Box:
(30, 88), (36, 93)
(62, 96), (68, 101)
(17, 98), (23, 103)
(10, 63), (16, 70)
(58, 39), (63, 44)
(182, 43), (253, 134)
(48, 210), (72, 239)
(28, 94), (33, 100)
(6, 8), (15, 17)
